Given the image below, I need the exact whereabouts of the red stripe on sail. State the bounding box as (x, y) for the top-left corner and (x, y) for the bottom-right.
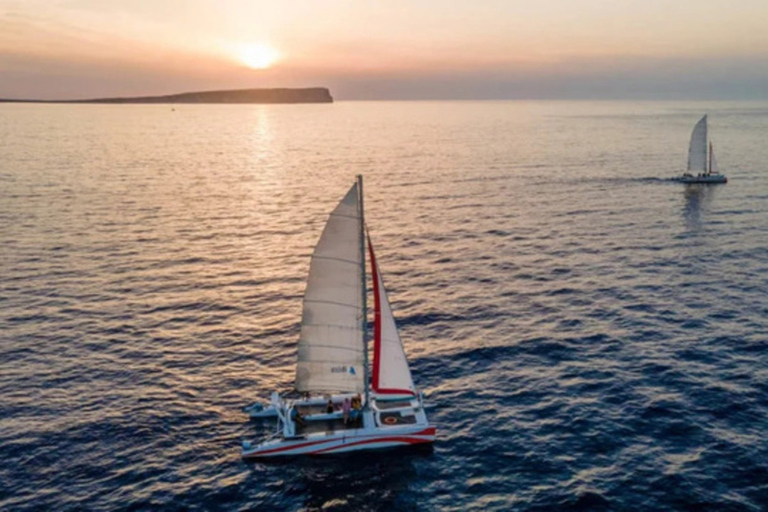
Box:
(368, 234), (383, 393)
(313, 435), (434, 454)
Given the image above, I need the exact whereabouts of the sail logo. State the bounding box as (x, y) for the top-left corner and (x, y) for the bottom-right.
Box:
(330, 365), (356, 375)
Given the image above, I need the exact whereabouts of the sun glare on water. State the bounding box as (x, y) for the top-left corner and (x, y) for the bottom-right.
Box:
(237, 43), (280, 69)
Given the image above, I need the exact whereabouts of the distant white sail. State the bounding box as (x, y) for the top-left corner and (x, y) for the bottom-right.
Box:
(296, 184), (365, 394)
(368, 236), (416, 397)
(710, 143), (719, 174)
(687, 115), (708, 172)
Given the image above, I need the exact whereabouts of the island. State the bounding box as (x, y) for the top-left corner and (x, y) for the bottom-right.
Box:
(0, 87), (333, 104)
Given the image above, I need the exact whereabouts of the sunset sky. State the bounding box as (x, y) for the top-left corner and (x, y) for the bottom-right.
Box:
(2, 0), (767, 100)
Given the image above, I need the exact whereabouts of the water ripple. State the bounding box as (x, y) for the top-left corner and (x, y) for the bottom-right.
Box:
(2, 101), (768, 510)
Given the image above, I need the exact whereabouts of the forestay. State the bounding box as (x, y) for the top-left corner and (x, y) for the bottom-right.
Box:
(296, 184), (365, 393)
(368, 235), (416, 397)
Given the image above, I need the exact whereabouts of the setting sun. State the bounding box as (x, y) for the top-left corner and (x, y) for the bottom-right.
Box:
(237, 43), (280, 69)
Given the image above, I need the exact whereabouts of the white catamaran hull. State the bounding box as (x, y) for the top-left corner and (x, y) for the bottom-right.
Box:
(242, 425), (436, 458)
(243, 402), (278, 419)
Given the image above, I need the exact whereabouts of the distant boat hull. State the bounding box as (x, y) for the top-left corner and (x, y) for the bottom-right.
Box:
(671, 174), (728, 184)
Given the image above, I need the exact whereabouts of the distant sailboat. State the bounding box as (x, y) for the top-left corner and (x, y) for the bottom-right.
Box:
(672, 115), (727, 184)
(241, 176), (434, 458)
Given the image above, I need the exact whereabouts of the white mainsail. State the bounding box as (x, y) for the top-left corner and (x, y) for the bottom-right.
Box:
(296, 184), (365, 394)
(368, 235), (416, 397)
(687, 115), (708, 172)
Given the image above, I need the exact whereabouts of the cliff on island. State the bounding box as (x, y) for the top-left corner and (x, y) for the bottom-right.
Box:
(0, 87), (333, 104)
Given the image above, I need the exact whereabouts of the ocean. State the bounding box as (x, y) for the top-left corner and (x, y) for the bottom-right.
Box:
(1, 100), (767, 511)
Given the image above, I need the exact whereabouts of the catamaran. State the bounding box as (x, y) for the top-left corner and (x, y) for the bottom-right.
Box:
(241, 176), (435, 458)
(672, 114), (727, 184)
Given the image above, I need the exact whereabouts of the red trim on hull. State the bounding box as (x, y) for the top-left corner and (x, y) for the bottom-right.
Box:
(244, 437), (334, 457)
(243, 427), (437, 458)
(313, 435), (434, 454)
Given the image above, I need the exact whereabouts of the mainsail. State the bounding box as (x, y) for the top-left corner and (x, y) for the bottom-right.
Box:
(368, 235), (416, 397)
(296, 184), (365, 393)
(687, 115), (708, 172)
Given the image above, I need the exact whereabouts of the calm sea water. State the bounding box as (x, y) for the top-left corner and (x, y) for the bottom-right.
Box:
(1, 101), (768, 511)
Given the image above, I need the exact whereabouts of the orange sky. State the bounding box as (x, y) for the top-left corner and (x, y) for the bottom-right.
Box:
(1, 0), (767, 99)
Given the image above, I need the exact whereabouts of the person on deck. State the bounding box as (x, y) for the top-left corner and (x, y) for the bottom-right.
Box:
(326, 399), (334, 414)
(291, 408), (305, 427)
(350, 394), (362, 425)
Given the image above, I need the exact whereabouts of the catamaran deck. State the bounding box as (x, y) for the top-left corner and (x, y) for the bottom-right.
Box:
(295, 416), (363, 435)
(292, 407), (418, 435)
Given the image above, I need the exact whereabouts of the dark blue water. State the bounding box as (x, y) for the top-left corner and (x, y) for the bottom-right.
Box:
(1, 101), (768, 511)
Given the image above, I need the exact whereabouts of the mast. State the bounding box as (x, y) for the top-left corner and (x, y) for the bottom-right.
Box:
(708, 142), (713, 175)
(357, 175), (370, 409)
